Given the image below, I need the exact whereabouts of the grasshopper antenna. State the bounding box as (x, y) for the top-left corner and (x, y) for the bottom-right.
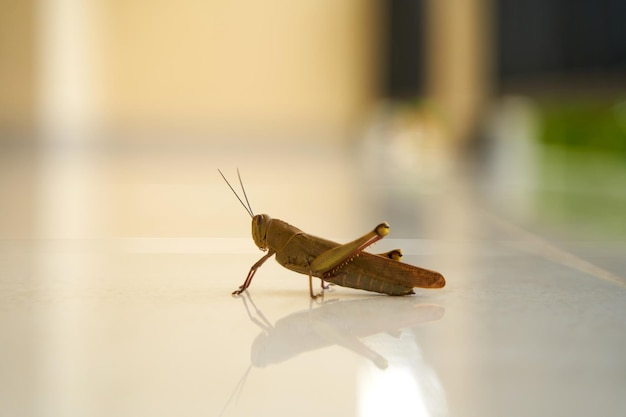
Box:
(237, 168), (254, 217)
(218, 169), (254, 218)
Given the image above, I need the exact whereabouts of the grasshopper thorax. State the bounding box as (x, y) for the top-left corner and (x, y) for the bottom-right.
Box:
(252, 214), (272, 251)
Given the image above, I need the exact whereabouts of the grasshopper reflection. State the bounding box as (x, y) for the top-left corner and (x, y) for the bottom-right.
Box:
(219, 293), (445, 416)
(240, 291), (444, 370)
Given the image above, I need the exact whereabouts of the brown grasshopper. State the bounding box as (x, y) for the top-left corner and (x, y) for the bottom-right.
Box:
(219, 170), (445, 298)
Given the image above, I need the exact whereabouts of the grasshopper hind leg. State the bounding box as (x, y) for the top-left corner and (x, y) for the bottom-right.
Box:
(309, 222), (390, 276)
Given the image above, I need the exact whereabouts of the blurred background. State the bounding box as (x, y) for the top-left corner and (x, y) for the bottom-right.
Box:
(1, 0), (625, 239)
(1, 1), (626, 416)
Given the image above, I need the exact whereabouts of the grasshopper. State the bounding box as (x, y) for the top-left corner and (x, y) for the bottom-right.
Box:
(219, 170), (445, 298)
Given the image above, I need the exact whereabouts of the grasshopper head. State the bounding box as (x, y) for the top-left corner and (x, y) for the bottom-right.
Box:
(252, 214), (272, 251)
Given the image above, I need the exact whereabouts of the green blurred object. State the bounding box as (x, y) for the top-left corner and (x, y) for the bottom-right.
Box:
(536, 146), (626, 239)
(539, 99), (626, 153)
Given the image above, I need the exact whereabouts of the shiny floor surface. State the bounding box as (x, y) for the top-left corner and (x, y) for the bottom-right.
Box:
(1, 138), (625, 417)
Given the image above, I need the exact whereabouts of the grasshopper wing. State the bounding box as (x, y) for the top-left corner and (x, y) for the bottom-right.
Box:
(325, 252), (445, 295)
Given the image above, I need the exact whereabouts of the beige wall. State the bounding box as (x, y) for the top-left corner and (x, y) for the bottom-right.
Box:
(1, 1), (381, 138)
(102, 0), (381, 136)
(0, 0), (36, 130)
(2, 1), (494, 144)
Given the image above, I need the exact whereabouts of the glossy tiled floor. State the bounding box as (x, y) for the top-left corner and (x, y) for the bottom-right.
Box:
(1, 134), (625, 417)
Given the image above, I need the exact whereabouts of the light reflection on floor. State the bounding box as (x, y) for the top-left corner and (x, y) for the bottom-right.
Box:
(1, 134), (625, 417)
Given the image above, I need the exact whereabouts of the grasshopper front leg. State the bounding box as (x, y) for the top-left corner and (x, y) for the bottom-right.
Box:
(307, 223), (389, 297)
(233, 250), (275, 296)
